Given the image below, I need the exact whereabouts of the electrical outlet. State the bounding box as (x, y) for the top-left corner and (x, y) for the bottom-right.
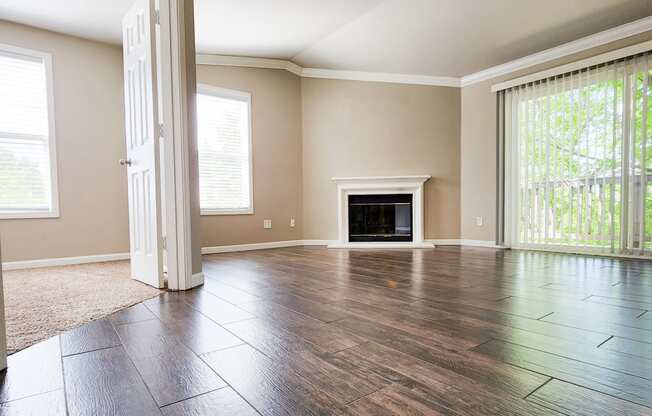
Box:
(476, 216), (484, 226)
(290, 217), (295, 228)
(263, 219), (272, 229)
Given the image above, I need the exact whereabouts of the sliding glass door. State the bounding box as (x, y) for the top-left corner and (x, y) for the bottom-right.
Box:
(502, 51), (651, 255)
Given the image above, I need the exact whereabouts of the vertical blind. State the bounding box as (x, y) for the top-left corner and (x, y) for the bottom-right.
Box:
(0, 50), (54, 213)
(196, 90), (252, 213)
(500, 51), (651, 255)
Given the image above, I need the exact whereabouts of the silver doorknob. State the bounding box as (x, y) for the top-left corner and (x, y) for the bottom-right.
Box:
(119, 158), (132, 167)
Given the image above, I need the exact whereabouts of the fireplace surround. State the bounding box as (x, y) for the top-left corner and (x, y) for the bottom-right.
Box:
(329, 176), (434, 248)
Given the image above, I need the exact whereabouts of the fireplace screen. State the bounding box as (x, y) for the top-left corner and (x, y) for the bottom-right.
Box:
(348, 194), (412, 242)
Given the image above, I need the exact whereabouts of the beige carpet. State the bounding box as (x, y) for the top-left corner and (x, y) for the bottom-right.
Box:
(2, 260), (161, 354)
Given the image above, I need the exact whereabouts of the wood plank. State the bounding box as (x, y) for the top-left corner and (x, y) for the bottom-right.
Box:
(180, 289), (255, 324)
(408, 299), (609, 345)
(63, 346), (161, 416)
(600, 336), (652, 360)
(109, 303), (158, 325)
(473, 339), (652, 408)
(0, 389), (66, 416)
(0, 337), (63, 403)
(527, 379), (652, 416)
(60, 319), (121, 356)
(333, 344), (555, 416)
(160, 387), (258, 416)
(333, 316), (549, 398)
(115, 319), (227, 407)
(543, 312), (652, 343)
(145, 300), (244, 354)
(202, 344), (346, 415)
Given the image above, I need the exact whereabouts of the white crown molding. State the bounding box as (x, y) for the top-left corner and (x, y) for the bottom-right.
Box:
(196, 54), (303, 76)
(461, 15), (652, 87)
(300, 68), (460, 87)
(491, 39), (652, 92)
(196, 54), (461, 87)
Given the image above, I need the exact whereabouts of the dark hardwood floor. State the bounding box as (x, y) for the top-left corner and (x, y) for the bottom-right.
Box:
(3, 245), (652, 415)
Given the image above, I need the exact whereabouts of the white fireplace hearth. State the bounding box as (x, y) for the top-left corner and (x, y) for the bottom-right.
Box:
(329, 176), (434, 249)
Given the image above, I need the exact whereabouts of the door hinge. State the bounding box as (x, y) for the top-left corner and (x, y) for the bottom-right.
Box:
(162, 236), (167, 250)
(155, 9), (160, 25)
(159, 123), (164, 138)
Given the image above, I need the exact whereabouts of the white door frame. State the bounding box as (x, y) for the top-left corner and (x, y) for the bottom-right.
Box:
(157, 0), (201, 290)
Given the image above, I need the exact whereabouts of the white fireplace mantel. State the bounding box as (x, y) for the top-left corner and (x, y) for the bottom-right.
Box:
(329, 175), (434, 249)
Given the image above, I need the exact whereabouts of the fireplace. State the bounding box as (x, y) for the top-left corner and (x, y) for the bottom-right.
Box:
(330, 176), (433, 248)
(348, 194), (412, 242)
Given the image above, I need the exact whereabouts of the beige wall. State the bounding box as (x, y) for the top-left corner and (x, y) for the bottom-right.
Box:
(301, 78), (461, 240)
(0, 21), (128, 262)
(460, 31), (652, 242)
(196, 65), (304, 247)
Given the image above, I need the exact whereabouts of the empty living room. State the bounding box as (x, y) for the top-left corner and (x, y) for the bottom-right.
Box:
(2, 0), (652, 415)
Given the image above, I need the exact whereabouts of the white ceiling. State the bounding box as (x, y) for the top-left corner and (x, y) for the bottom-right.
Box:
(0, 0), (650, 78)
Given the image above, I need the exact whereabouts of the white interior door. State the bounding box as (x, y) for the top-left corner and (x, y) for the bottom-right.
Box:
(121, 0), (164, 288)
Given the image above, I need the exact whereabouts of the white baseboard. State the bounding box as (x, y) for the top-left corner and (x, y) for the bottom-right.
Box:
(460, 239), (505, 248)
(427, 239), (461, 245)
(426, 239), (505, 248)
(301, 239), (336, 246)
(201, 240), (305, 254)
(2, 252), (130, 271)
(2, 239), (506, 271)
(328, 242), (435, 249)
(190, 272), (204, 287)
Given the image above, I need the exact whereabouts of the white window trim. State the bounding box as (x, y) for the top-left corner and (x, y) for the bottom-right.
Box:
(196, 84), (253, 216)
(0, 43), (59, 220)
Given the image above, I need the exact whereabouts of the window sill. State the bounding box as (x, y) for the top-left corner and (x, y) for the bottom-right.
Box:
(0, 210), (59, 220)
(201, 209), (254, 216)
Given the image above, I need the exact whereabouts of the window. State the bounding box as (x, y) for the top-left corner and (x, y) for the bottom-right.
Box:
(196, 85), (253, 215)
(0, 44), (58, 219)
(500, 50), (651, 256)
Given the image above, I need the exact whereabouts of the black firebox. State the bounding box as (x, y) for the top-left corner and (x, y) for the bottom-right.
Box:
(348, 194), (413, 242)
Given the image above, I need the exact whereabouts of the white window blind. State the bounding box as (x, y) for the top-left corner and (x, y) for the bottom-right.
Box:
(0, 46), (58, 218)
(196, 86), (253, 215)
(501, 51), (651, 256)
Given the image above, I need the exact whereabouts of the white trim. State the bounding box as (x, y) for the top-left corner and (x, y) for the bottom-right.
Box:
(0, 43), (59, 220)
(427, 239), (461, 245)
(301, 239), (335, 246)
(158, 0), (197, 291)
(196, 83), (254, 217)
(196, 53), (461, 88)
(202, 240), (305, 254)
(200, 208), (254, 216)
(463, 15), (652, 87)
(300, 68), (460, 88)
(191, 271), (204, 286)
(426, 239), (506, 248)
(2, 239), (506, 270)
(328, 242), (434, 249)
(2, 252), (130, 271)
(491, 39), (652, 92)
(460, 239), (506, 248)
(332, 175), (431, 183)
(330, 176), (431, 249)
(196, 54), (302, 76)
